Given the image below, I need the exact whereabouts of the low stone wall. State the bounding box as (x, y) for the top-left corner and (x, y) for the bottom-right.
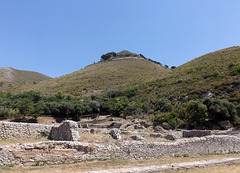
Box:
(0, 121), (54, 139)
(0, 135), (240, 166)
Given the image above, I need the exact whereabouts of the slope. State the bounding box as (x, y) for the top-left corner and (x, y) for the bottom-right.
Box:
(0, 67), (51, 89)
(137, 46), (240, 103)
(7, 57), (168, 96)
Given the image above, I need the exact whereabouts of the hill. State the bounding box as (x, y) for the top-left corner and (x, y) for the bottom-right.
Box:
(6, 53), (168, 96)
(137, 46), (240, 103)
(0, 67), (51, 90)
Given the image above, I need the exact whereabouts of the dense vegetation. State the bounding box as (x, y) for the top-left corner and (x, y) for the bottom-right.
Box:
(0, 89), (240, 129)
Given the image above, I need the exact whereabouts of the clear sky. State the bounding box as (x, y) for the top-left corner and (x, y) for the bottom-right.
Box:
(1, 0), (240, 78)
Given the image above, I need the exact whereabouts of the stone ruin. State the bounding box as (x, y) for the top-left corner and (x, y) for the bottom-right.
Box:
(50, 120), (80, 141)
(0, 120), (80, 141)
(1, 120), (240, 166)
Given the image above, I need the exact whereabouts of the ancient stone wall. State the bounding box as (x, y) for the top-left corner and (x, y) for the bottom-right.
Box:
(0, 135), (240, 166)
(0, 121), (53, 139)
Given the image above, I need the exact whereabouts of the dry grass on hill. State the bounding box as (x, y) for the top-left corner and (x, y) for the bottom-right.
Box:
(138, 46), (240, 102)
(6, 58), (168, 96)
(0, 67), (51, 89)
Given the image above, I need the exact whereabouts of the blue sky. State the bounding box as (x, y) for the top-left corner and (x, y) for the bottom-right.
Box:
(1, 0), (240, 78)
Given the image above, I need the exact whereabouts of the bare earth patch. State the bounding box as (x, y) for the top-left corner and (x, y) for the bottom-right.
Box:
(0, 138), (47, 145)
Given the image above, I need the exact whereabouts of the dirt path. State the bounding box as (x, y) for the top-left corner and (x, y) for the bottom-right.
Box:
(81, 157), (240, 173)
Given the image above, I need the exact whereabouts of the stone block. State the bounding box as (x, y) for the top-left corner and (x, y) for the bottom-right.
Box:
(109, 129), (121, 140)
(150, 133), (163, 138)
(131, 135), (143, 141)
(183, 130), (212, 138)
(50, 120), (80, 141)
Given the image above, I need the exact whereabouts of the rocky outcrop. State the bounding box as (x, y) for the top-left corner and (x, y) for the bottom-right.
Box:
(50, 120), (80, 141)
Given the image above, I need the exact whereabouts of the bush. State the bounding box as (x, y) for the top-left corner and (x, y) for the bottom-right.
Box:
(88, 101), (100, 113)
(203, 98), (237, 123)
(186, 100), (208, 126)
(73, 102), (91, 121)
(8, 108), (20, 118)
(123, 101), (142, 117)
(0, 107), (9, 118)
(55, 91), (65, 100)
(166, 112), (179, 128)
(110, 97), (129, 116)
(154, 99), (172, 112)
(152, 112), (168, 125)
(123, 86), (138, 98)
(230, 66), (240, 76)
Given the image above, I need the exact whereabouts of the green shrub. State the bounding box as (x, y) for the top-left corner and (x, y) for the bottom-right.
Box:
(88, 101), (100, 113)
(154, 99), (172, 112)
(16, 98), (34, 116)
(203, 98), (237, 124)
(152, 112), (168, 125)
(110, 97), (129, 116)
(32, 161), (40, 166)
(0, 107), (9, 118)
(123, 101), (142, 117)
(186, 100), (208, 126)
(230, 66), (240, 76)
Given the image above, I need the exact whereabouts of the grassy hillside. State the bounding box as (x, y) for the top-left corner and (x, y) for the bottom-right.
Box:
(137, 46), (240, 103)
(7, 58), (168, 96)
(0, 67), (51, 89)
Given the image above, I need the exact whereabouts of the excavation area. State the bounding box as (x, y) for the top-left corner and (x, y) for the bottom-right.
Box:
(1, 115), (240, 172)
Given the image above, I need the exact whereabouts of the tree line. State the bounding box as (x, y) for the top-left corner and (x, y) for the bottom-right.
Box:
(0, 87), (240, 129)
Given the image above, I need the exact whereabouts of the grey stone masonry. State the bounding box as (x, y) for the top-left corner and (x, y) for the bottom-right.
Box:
(49, 120), (80, 141)
(0, 135), (240, 166)
(0, 121), (53, 139)
(183, 130), (212, 138)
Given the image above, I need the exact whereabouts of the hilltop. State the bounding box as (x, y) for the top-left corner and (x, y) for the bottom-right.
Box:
(6, 51), (168, 96)
(101, 50), (163, 66)
(0, 67), (51, 90)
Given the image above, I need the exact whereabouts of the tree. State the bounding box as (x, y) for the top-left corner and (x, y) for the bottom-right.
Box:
(16, 98), (34, 116)
(186, 100), (208, 126)
(110, 97), (129, 116)
(32, 102), (45, 118)
(203, 98), (237, 123)
(88, 101), (100, 113)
